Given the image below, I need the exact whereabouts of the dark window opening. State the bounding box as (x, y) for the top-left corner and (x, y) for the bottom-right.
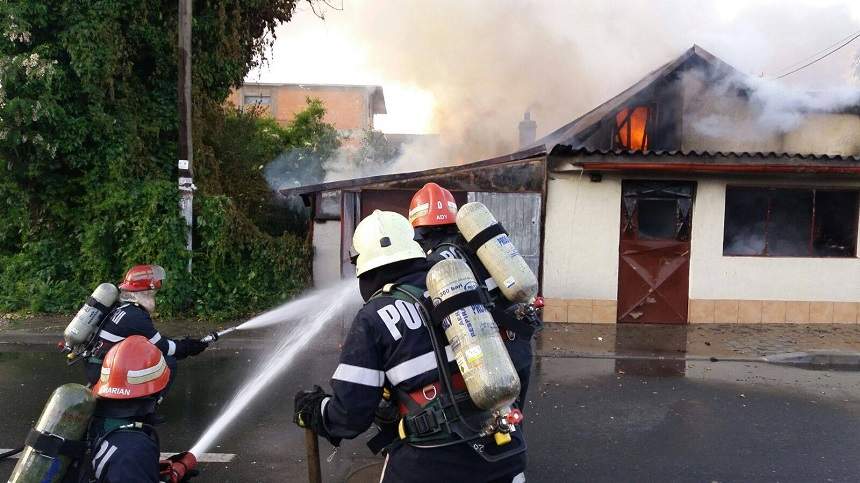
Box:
(244, 95), (271, 106)
(637, 199), (677, 240)
(614, 105), (652, 151)
(815, 191), (860, 256)
(723, 187), (858, 258)
(621, 181), (695, 242)
(314, 190), (341, 221)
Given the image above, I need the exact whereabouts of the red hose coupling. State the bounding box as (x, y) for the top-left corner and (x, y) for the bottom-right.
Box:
(161, 451), (197, 483)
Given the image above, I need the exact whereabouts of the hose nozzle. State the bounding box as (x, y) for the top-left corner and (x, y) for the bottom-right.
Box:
(160, 451), (197, 483)
(200, 326), (238, 343)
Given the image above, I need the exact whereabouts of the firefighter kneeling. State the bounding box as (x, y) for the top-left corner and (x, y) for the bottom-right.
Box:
(293, 210), (527, 483)
(10, 336), (198, 483)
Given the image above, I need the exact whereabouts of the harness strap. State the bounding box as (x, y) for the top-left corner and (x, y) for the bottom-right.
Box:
(466, 222), (507, 253)
(25, 429), (88, 459)
(397, 373), (468, 416)
(430, 289), (486, 325)
(86, 297), (112, 315)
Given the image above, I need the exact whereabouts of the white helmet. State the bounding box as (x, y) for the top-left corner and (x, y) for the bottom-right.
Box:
(353, 210), (426, 276)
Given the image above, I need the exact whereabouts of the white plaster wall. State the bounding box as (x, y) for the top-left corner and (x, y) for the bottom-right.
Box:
(783, 114), (860, 156)
(690, 178), (860, 302)
(312, 220), (342, 288)
(542, 173), (621, 300)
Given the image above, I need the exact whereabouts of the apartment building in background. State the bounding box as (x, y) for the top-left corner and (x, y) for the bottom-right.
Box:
(228, 82), (387, 138)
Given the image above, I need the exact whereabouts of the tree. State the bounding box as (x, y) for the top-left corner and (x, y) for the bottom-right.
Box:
(0, 1), (318, 318)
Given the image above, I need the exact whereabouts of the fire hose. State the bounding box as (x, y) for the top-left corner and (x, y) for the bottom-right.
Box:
(0, 447), (22, 460)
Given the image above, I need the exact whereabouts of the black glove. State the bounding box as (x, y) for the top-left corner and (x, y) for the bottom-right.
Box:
(294, 385), (341, 446)
(182, 337), (208, 357)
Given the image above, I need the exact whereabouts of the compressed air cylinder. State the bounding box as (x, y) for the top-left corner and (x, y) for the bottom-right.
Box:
(9, 383), (96, 483)
(456, 202), (538, 304)
(426, 259), (520, 411)
(63, 283), (119, 348)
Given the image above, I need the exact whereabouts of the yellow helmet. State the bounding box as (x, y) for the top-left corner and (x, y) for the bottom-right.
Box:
(353, 210), (426, 276)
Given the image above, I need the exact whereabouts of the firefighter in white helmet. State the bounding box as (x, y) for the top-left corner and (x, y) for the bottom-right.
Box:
(293, 210), (527, 483)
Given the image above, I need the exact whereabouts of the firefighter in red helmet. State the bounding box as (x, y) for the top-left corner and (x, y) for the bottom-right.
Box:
(409, 183), (538, 406)
(84, 265), (208, 391)
(79, 336), (198, 482)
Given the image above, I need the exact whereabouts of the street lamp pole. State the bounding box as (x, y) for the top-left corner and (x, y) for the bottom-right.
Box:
(178, 0), (194, 273)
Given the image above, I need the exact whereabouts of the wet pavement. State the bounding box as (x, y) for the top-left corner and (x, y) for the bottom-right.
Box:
(3, 323), (860, 482)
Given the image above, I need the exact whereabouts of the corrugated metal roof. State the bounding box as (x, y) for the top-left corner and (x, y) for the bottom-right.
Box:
(549, 146), (860, 175)
(278, 145), (547, 197)
(553, 146), (860, 163)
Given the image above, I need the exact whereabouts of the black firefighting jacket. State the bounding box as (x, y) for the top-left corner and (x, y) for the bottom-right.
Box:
(94, 303), (196, 361)
(321, 267), (526, 483)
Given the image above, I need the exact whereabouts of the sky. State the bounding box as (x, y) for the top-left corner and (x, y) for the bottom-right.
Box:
(249, 0), (860, 160)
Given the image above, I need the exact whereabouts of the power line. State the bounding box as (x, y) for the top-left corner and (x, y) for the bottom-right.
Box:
(773, 30), (860, 80)
(777, 28), (860, 73)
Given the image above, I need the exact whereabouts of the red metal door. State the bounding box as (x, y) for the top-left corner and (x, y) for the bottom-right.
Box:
(617, 181), (695, 324)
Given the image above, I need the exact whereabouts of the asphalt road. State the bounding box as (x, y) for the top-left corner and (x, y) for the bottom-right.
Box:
(2, 328), (860, 482)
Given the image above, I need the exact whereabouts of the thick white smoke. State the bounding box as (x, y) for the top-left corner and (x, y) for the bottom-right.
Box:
(257, 0), (860, 179)
(685, 67), (860, 141)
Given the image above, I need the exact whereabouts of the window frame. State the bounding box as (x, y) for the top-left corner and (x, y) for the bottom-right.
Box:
(722, 185), (859, 258)
(313, 191), (342, 221)
(611, 103), (657, 151)
(243, 94), (272, 106)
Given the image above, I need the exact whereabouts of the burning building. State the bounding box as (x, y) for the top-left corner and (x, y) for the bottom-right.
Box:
(287, 45), (859, 325)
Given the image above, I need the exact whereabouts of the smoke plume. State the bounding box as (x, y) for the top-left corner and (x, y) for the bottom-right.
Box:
(256, 0), (860, 178)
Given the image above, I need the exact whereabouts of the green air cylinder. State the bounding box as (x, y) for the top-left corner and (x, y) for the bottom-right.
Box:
(426, 258), (520, 411)
(9, 383), (96, 483)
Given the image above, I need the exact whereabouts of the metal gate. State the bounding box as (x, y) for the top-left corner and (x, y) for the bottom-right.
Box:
(617, 181), (695, 324)
(468, 192), (542, 275)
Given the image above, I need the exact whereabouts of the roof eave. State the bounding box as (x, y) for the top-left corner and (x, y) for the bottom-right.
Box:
(278, 145), (548, 197)
(568, 161), (860, 175)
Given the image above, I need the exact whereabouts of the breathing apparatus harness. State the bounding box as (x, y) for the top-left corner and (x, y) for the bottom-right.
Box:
(432, 234), (542, 340)
(369, 283), (525, 462)
(14, 416), (157, 483)
(74, 419), (159, 483)
(63, 299), (119, 367)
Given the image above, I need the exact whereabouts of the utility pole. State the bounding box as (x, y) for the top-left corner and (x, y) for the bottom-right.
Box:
(178, 0), (195, 273)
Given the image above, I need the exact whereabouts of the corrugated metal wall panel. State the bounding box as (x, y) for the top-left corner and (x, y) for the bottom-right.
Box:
(467, 192), (542, 275)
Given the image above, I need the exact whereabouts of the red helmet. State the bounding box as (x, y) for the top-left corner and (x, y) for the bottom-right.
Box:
(408, 183), (458, 227)
(93, 335), (171, 399)
(119, 264), (166, 292)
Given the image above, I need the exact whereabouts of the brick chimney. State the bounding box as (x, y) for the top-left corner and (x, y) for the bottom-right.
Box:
(518, 111), (537, 147)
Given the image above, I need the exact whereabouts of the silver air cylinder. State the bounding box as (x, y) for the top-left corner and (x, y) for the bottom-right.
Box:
(426, 259), (520, 411)
(63, 283), (119, 348)
(456, 202), (538, 304)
